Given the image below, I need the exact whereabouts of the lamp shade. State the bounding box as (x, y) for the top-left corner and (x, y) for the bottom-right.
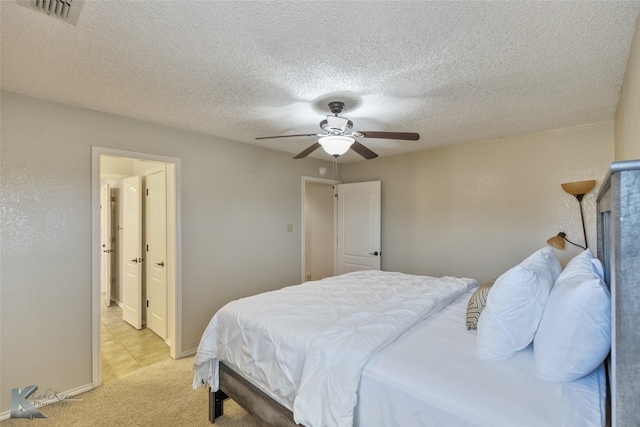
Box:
(318, 136), (354, 156)
(547, 234), (566, 250)
(561, 180), (596, 196)
(547, 232), (586, 250)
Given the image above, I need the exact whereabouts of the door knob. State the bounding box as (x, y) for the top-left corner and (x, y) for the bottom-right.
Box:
(369, 251), (380, 256)
(129, 258), (138, 263)
(155, 261), (165, 267)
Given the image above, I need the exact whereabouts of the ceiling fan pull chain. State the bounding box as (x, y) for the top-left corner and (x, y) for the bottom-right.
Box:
(333, 156), (337, 180)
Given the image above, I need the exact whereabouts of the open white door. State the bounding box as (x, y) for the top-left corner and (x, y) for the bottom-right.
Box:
(145, 170), (167, 340)
(337, 181), (381, 273)
(100, 184), (112, 307)
(122, 175), (142, 329)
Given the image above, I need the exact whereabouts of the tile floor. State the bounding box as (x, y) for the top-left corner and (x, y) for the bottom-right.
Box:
(101, 300), (170, 382)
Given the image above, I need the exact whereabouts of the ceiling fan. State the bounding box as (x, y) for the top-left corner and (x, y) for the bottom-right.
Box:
(256, 101), (420, 159)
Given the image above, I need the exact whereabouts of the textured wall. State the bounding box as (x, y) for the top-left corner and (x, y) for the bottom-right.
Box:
(0, 92), (332, 414)
(615, 11), (640, 161)
(342, 122), (614, 283)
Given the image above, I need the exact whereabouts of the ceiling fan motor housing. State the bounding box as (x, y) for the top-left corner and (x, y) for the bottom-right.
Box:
(320, 101), (352, 134)
(320, 116), (353, 135)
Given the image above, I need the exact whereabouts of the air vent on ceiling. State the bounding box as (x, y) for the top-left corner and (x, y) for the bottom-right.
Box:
(17, 0), (84, 25)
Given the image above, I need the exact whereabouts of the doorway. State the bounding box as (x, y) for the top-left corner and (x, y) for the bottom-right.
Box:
(302, 178), (382, 282)
(92, 147), (182, 388)
(302, 177), (340, 282)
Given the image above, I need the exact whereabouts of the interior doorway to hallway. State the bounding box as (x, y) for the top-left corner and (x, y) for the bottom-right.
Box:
(92, 147), (182, 388)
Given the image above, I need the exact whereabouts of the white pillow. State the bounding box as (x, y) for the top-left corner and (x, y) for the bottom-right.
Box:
(477, 247), (561, 360)
(555, 247), (604, 282)
(534, 249), (611, 382)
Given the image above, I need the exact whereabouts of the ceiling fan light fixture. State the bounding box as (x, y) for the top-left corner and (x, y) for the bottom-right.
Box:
(318, 136), (354, 157)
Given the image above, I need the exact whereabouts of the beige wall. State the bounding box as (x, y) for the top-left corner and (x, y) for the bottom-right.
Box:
(101, 155), (134, 175)
(342, 122), (614, 283)
(0, 91), (332, 413)
(615, 11), (640, 161)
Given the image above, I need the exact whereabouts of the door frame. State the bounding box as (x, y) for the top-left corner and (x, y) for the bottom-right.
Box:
(301, 176), (340, 283)
(91, 146), (183, 388)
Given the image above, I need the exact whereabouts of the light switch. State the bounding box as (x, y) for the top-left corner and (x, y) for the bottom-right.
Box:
(286, 224), (293, 233)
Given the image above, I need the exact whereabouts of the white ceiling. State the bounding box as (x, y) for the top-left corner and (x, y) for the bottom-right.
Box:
(2, 1), (639, 162)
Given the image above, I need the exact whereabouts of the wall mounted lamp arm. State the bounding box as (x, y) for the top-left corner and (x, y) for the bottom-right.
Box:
(547, 232), (587, 250)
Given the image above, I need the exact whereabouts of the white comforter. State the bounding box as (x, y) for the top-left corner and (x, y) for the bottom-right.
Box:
(193, 270), (476, 427)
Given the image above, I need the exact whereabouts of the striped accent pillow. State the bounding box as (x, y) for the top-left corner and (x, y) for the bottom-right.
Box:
(466, 280), (496, 330)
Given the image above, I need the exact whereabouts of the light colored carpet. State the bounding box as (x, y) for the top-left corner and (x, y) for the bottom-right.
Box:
(2, 357), (263, 427)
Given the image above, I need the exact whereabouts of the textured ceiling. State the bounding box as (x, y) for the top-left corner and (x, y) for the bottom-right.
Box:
(1, 1), (639, 162)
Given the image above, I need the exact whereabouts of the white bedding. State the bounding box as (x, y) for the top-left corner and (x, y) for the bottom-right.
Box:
(356, 287), (607, 427)
(193, 270), (476, 427)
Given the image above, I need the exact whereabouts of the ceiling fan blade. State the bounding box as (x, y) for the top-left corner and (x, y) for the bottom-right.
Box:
(350, 141), (378, 160)
(356, 131), (420, 141)
(256, 133), (318, 140)
(293, 142), (322, 159)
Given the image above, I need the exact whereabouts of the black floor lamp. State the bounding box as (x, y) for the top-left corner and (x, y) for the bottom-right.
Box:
(547, 180), (596, 250)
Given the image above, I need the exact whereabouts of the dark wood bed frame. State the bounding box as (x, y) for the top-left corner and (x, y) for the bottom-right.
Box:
(210, 361), (298, 426)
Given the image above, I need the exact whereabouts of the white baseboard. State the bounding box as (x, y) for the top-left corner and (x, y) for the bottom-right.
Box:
(0, 383), (93, 421)
(181, 347), (197, 358)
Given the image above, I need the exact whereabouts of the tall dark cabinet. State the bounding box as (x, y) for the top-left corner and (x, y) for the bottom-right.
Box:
(596, 160), (640, 427)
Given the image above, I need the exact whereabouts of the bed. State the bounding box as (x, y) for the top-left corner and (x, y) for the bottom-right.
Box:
(193, 262), (609, 426)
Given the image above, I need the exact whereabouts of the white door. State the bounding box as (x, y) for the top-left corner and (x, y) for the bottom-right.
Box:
(337, 181), (381, 273)
(100, 184), (112, 307)
(122, 175), (142, 329)
(145, 170), (167, 339)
